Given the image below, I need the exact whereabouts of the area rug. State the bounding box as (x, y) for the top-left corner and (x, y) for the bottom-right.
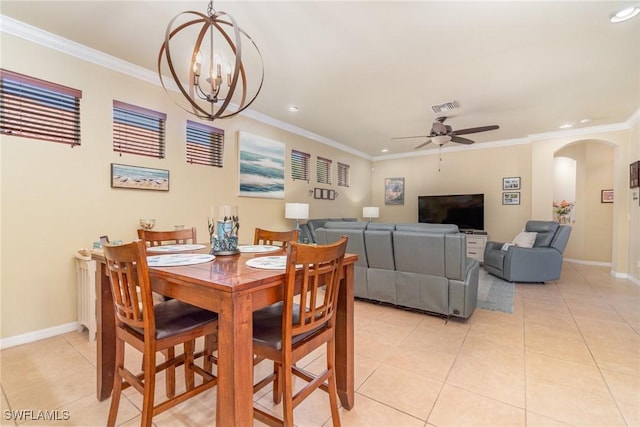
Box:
(477, 269), (515, 314)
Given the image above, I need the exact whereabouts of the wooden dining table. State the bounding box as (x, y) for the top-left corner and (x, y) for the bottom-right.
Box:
(93, 245), (357, 426)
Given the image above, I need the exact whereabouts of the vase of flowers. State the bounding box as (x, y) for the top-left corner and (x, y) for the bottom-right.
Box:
(553, 200), (574, 224)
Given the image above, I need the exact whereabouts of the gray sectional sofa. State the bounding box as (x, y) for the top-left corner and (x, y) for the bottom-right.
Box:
(314, 221), (479, 319)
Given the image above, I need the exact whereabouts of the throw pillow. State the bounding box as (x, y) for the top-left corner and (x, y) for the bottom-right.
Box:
(512, 231), (537, 248)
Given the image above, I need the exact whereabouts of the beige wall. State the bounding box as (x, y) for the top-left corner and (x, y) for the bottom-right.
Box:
(372, 143), (533, 243)
(555, 142), (615, 262)
(1, 29), (638, 343)
(0, 34), (371, 339)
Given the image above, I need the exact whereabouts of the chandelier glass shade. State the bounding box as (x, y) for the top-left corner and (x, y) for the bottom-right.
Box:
(158, 1), (264, 121)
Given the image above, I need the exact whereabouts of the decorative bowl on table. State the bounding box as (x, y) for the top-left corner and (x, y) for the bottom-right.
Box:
(139, 218), (156, 230)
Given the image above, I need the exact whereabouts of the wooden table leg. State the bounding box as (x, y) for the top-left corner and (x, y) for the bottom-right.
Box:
(335, 263), (355, 409)
(216, 293), (255, 427)
(95, 260), (115, 401)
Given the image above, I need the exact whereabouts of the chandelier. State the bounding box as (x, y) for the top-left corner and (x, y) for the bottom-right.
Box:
(158, 1), (264, 121)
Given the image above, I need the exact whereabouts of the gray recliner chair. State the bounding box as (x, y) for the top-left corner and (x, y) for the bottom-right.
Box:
(483, 220), (571, 283)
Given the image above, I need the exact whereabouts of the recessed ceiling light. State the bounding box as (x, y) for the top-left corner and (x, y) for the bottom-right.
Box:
(287, 105), (299, 112)
(579, 118), (591, 124)
(559, 123), (574, 129)
(381, 148), (389, 153)
(610, 6), (640, 23)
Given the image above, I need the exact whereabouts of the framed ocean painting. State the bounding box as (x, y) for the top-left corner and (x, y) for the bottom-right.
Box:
(238, 132), (285, 199)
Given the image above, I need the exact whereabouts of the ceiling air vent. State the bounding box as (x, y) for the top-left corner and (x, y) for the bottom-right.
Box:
(431, 101), (459, 114)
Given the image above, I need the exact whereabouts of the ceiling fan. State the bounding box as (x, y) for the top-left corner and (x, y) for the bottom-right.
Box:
(393, 117), (499, 149)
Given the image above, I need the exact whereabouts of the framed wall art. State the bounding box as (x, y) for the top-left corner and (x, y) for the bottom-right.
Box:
(238, 132), (285, 199)
(111, 163), (169, 191)
(601, 189), (614, 203)
(502, 192), (520, 205)
(384, 177), (405, 205)
(630, 161), (639, 188)
(502, 176), (521, 190)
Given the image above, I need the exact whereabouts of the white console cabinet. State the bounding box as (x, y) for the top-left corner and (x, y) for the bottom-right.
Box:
(466, 233), (488, 263)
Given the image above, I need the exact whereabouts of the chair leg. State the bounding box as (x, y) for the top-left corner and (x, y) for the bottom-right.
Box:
(326, 339), (341, 427)
(184, 340), (195, 390)
(141, 348), (157, 427)
(204, 334), (216, 373)
(163, 347), (175, 398)
(281, 357), (295, 427)
(107, 338), (125, 427)
(272, 362), (282, 404)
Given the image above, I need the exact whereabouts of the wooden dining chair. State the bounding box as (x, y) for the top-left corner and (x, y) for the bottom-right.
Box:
(253, 228), (300, 249)
(137, 227), (197, 247)
(102, 240), (218, 427)
(252, 236), (348, 427)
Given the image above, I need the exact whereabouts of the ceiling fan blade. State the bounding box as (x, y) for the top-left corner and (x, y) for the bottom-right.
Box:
(391, 135), (428, 140)
(450, 136), (475, 145)
(451, 125), (499, 136)
(414, 140), (431, 149)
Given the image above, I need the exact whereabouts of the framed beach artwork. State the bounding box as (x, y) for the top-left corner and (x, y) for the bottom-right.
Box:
(238, 132), (285, 199)
(502, 192), (520, 205)
(384, 177), (405, 205)
(110, 163), (169, 191)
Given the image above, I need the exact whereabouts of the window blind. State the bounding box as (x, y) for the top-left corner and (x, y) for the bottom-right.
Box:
(0, 69), (82, 146)
(113, 100), (166, 158)
(337, 162), (350, 187)
(317, 156), (332, 184)
(186, 120), (224, 167)
(291, 149), (310, 181)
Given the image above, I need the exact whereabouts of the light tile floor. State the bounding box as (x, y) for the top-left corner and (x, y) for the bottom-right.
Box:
(1, 263), (638, 426)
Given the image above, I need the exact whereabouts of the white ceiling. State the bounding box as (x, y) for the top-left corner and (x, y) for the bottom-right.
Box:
(1, 1), (639, 158)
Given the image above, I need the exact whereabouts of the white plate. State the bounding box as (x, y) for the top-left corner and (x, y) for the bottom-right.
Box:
(147, 244), (206, 253)
(147, 254), (215, 267)
(246, 256), (292, 270)
(238, 245), (281, 253)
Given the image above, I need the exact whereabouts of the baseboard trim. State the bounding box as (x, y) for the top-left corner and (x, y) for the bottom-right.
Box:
(0, 322), (79, 350)
(565, 258), (611, 267)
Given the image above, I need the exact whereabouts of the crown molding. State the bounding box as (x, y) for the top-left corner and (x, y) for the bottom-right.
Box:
(2, 14), (635, 164)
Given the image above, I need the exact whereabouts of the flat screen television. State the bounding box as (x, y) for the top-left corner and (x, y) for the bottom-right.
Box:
(418, 194), (484, 231)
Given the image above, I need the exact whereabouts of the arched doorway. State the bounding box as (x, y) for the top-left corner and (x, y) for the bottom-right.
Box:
(554, 140), (615, 263)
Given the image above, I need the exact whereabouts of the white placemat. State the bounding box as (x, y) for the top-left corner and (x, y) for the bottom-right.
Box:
(246, 256), (291, 270)
(147, 254), (215, 267)
(147, 244), (206, 253)
(238, 245), (281, 253)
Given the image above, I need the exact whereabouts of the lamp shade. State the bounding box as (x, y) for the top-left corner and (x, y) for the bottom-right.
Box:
(285, 203), (309, 220)
(362, 206), (379, 219)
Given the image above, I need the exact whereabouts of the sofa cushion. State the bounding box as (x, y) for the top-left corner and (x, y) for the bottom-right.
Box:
(525, 220), (559, 247)
(323, 221), (368, 230)
(367, 223), (396, 231)
(512, 231), (537, 248)
(395, 223), (459, 233)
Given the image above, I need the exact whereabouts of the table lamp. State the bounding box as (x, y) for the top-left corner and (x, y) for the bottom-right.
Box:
(362, 206), (379, 223)
(285, 203), (309, 241)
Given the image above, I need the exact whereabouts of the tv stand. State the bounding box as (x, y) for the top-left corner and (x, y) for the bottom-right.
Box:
(465, 232), (488, 263)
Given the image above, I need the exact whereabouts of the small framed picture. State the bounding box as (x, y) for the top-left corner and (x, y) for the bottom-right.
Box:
(630, 161), (639, 188)
(502, 177), (521, 190)
(314, 188), (323, 199)
(601, 189), (614, 203)
(322, 189), (329, 199)
(502, 192), (520, 205)
(328, 190), (336, 200)
(111, 163), (169, 191)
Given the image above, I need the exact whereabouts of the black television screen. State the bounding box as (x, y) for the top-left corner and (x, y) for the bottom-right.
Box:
(418, 194), (484, 231)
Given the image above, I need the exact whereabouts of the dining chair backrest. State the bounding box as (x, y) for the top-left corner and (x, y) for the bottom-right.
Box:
(102, 240), (154, 334)
(285, 236), (347, 339)
(253, 228), (299, 249)
(137, 227), (197, 247)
